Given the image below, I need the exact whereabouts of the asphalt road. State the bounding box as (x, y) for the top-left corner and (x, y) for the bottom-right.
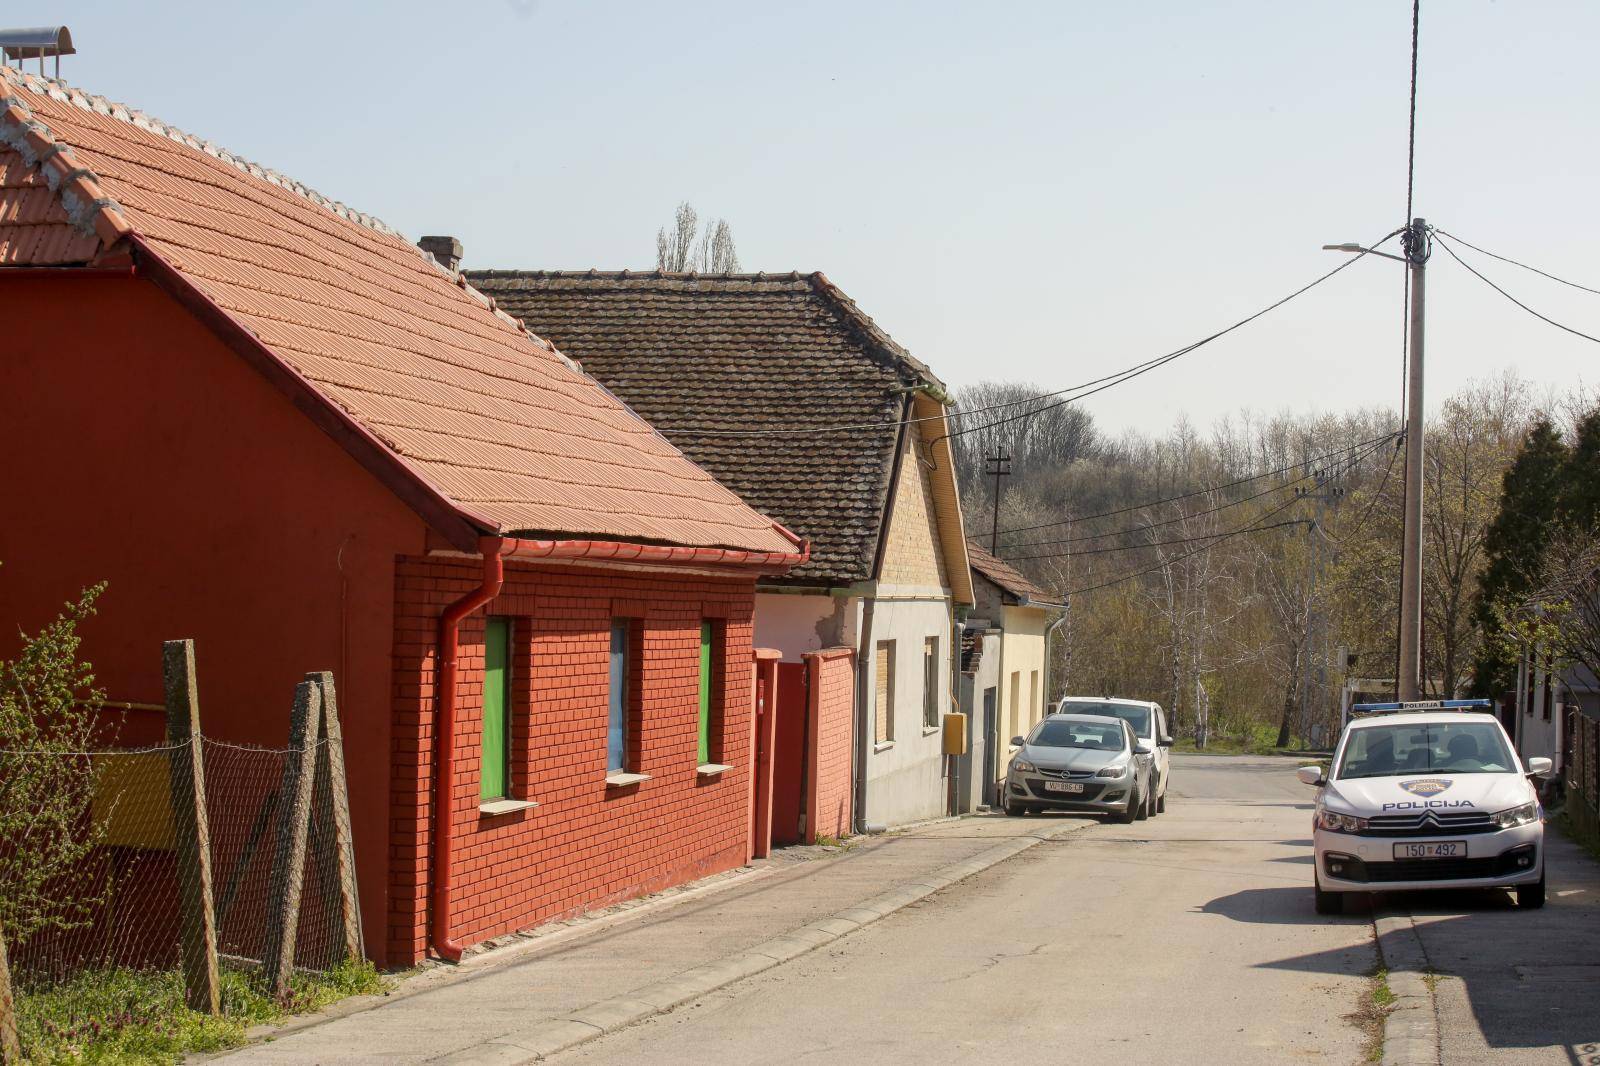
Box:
(553, 754), (1378, 1065)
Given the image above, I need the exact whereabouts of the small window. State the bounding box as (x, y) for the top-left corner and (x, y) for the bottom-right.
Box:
(608, 620), (631, 772)
(923, 637), (940, 729)
(480, 617), (512, 801)
(698, 621), (723, 764)
(875, 640), (896, 744)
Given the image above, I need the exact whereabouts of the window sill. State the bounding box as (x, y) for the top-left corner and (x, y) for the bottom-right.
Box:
(478, 798), (537, 816)
(873, 741), (895, 753)
(605, 771), (651, 787)
(922, 725), (941, 736)
(696, 763), (732, 778)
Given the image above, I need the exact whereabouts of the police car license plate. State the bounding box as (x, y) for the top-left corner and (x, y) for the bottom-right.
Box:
(1044, 781), (1084, 794)
(1393, 841), (1466, 860)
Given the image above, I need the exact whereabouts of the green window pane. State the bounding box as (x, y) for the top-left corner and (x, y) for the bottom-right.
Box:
(481, 617), (511, 800)
(698, 622), (713, 764)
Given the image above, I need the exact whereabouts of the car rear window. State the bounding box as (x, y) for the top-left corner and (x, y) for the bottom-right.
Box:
(1060, 702), (1150, 736)
(1031, 719), (1128, 751)
(1336, 720), (1515, 779)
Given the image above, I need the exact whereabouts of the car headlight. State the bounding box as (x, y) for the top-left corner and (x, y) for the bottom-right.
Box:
(1490, 801), (1539, 829)
(1096, 763), (1127, 779)
(1316, 809), (1369, 833)
(1011, 758), (1036, 773)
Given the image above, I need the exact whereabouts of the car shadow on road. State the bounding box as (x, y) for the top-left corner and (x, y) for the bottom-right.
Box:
(1197, 885), (1372, 927)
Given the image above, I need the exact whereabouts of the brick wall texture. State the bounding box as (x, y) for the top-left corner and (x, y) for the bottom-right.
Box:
(878, 424), (951, 590)
(805, 648), (855, 841)
(387, 555), (756, 965)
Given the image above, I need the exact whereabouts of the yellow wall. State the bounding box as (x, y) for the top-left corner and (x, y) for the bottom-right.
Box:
(999, 604), (1050, 747)
(878, 421), (950, 591)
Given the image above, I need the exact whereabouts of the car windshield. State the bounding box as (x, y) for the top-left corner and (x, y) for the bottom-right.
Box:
(1336, 720), (1516, 779)
(1059, 702), (1150, 735)
(1030, 719), (1128, 751)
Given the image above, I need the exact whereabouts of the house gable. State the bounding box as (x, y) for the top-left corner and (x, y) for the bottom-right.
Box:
(877, 420), (952, 592)
(0, 68), (798, 558)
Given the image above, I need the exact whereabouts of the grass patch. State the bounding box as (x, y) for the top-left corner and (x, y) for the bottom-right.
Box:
(1346, 966), (1400, 1063)
(14, 958), (385, 1064)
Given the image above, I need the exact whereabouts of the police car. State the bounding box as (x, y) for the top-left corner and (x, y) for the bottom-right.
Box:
(1298, 699), (1552, 914)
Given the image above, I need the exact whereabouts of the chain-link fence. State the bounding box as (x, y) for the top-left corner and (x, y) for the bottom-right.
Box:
(0, 720), (365, 1058)
(1568, 710), (1600, 848)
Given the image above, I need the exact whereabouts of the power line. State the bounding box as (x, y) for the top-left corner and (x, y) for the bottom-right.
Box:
(1401, 0), (1422, 421)
(691, 230), (1402, 440)
(1054, 497), (1310, 596)
(1435, 229), (1600, 298)
(991, 429), (1400, 539)
(1327, 433), (1404, 546)
(1435, 234), (1600, 346)
(1002, 433), (1394, 559)
(999, 432), (1398, 549)
(1005, 517), (1310, 562)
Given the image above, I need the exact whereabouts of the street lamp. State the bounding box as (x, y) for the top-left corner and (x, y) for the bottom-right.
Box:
(1324, 219), (1432, 701)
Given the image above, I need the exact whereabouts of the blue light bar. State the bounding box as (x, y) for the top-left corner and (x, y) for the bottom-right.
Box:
(1350, 699), (1493, 713)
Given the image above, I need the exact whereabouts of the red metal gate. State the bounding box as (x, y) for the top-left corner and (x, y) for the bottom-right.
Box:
(771, 662), (809, 847)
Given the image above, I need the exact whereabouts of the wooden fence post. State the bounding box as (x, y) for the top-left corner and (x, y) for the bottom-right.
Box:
(262, 680), (322, 1001)
(308, 672), (363, 963)
(0, 925), (20, 1065)
(162, 639), (221, 1015)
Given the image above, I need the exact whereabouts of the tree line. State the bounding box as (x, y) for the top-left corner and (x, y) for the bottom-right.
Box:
(952, 374), (1600, 749)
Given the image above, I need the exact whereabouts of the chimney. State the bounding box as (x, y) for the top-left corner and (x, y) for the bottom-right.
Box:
(418, 235), (462, 273)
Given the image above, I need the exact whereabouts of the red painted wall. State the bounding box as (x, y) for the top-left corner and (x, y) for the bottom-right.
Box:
(387, 556), (757, 965)
(0, 276), (428, 960)
(805, 648), (855, 841)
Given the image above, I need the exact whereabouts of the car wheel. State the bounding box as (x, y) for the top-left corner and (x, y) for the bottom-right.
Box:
(1313, 876), (1342, 915)
(1517, 872), (1546, 909)
(1157, 788), (1167, 814)
(1135, 782), (1150, 821)
(1117, 789), (1140, 824)
(1005, 797), (1023, 816)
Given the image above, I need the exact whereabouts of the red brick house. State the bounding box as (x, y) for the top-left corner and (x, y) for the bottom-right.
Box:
(0, 69), (805, 966)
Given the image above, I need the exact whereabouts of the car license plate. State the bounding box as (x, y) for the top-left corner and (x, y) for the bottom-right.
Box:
(1044, 781), (1084, 794)
(1393, 840), (1466, 859)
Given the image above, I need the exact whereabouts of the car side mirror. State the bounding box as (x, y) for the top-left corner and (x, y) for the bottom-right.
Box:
(1296, 765), (1324, 787)
(1134, 743), (1152, 756)
(1526, 756), (1553, 777)
(1158, 736), (1174, 747)
(1010, 736), (1026, 748)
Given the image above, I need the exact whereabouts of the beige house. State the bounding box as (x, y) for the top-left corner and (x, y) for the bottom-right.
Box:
(961, 543), (1066, 807)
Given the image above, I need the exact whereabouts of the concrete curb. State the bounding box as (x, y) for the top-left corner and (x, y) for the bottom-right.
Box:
(437, 820), (1087, 1064)
(1372, 911), (1439, 1066)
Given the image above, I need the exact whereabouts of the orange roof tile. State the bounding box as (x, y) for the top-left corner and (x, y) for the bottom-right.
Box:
(0, 69), (800, 558)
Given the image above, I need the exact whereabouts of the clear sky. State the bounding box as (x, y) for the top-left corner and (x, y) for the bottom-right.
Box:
(8, 1), (1596, 431)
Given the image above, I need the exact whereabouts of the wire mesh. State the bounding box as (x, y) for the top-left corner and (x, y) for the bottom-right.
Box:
(0, 735), (353, 993)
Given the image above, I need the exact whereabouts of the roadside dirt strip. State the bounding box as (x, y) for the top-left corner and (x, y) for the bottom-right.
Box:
(1372, 911), (1438, 1066)
(432, 820), (1091, 1065)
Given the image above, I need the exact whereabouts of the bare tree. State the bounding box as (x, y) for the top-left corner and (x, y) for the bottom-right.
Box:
(656, 202), (740, 273)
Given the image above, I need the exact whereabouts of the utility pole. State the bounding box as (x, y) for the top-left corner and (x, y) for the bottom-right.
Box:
(1296, 465), (1346, 746)
(1322, 217), (1432, 703)
(1397, 218), (1431, 701)
(985, 449), (1012, 554)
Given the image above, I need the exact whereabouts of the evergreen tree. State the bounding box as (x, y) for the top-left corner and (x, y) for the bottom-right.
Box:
(1469, 420), (1568, 696)
(1558, 407), (1600, 531)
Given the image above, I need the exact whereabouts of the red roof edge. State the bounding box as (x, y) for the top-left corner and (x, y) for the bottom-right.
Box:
(499, 535), (809, 575)
(131, 235), (488, 553)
